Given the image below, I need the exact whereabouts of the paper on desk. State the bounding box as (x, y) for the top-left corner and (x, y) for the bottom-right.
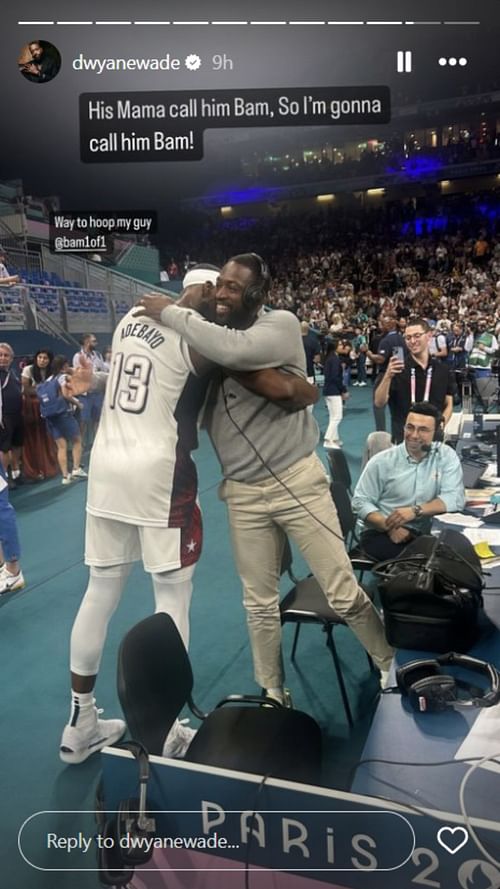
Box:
(480, 463), (500, 485)
(464, 528), (500, 546)
(438, 513), (483, 527)
(455, 703), (500, 773)
(467, 488), (500, 500)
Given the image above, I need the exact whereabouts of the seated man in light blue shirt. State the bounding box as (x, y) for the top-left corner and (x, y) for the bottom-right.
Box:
(352, 402), (465, 561)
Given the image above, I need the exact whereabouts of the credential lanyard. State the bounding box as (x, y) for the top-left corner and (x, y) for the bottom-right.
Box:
(411, 366), (432, 403)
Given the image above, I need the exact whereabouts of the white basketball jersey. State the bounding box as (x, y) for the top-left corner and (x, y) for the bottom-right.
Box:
(86, 309), (201, 527)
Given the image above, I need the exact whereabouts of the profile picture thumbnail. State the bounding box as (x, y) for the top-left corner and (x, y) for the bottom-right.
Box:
(18, 40), (61, 84)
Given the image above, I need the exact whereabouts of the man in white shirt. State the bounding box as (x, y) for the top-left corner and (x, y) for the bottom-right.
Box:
(72, 333), (106, 448)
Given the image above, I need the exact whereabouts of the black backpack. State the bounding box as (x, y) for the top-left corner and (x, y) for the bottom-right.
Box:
(375, 529), (484, 653)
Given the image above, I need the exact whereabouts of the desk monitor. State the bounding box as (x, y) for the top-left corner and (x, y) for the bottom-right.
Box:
(462, 461), (487, 490)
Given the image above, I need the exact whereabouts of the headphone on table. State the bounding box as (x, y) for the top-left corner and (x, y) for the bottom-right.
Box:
(396, 652), (500, 713)
(242, 253), (271, 311)
(96, 741), (156, 887)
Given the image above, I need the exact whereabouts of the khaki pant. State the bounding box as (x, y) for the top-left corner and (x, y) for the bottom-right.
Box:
(219, 453), (393, 688)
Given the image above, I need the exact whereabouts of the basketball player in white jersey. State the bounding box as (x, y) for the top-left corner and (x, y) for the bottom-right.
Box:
(60, 265), (221, 764)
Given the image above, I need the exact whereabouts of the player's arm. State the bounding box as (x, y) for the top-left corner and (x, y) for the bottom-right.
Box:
(230, 368), (319, 411)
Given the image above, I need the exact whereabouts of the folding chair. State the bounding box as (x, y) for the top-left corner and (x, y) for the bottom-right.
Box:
(326, 447), (352, 492)
(117, 613), (322, 785)
(279, 535), (375, 728)
(329, 481), (378, 580)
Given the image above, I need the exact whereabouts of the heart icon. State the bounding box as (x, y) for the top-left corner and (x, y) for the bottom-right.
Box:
(437, 826), (469, 855)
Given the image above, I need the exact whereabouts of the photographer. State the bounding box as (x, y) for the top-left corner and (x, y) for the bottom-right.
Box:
(374, 317), (456, 443)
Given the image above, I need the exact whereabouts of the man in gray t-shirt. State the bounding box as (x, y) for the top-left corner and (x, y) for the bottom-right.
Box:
(138, 254), (393, 703)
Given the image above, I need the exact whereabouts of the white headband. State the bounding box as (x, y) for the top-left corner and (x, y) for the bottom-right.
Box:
(183, 268), (219, 289)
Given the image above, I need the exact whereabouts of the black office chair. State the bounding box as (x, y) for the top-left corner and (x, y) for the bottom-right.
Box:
(329, 481), (377, 580)
(280, 537), (371, 727)
(326, 447), (352, 493)
(117, 613), (322, 785)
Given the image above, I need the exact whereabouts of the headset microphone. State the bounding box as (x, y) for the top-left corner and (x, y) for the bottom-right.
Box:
(421, 442), (442, 454)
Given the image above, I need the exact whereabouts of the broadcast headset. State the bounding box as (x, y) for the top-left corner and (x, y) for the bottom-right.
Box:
(396, 652), (500, 713)
(241, 252), (271, 311)
(96, 741), (156, 887)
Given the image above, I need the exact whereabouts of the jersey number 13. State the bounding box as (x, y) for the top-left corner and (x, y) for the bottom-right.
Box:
(108, 352), (152, 414)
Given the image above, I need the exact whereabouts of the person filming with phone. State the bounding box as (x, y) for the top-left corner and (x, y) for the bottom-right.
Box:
(374, 317), (456, 443)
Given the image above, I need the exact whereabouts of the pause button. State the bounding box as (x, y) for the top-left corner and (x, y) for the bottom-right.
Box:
(397, 50), (412, 73)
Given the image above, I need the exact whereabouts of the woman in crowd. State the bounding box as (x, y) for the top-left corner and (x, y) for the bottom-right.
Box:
(21, 349), (59, 481)
(323, 339), (348, 449)
(44, 355), (87, 485)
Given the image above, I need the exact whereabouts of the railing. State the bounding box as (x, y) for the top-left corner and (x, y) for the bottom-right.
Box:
(0, 281), (174, 338)
(0, 287), (24, 329)
(6, 246), (42, 277)
(28, 294), (80, 347)
(40, 244), (167, 303)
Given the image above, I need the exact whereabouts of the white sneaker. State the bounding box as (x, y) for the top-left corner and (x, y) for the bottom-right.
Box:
(71, 467), (88, 479)
(358, 382), (368, 387)
(0, 569), (25, 595)
(352, 381), (360, 386)
(162, 721), (196, 758)
(60, 708), (126, 764)
(61, 476), (72, 485)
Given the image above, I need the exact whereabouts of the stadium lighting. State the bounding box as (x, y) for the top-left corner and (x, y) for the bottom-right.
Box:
(366, 188), (385, 196)
(220, 206), (233, 215)
(316, 194), (335, 202)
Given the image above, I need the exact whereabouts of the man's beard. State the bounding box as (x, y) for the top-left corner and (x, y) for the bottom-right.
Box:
(197, 301), (216, 323)
(215, 304), (253, 329)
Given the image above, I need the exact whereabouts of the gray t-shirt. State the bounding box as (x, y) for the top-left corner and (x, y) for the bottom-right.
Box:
(159, 306), (319, 482)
